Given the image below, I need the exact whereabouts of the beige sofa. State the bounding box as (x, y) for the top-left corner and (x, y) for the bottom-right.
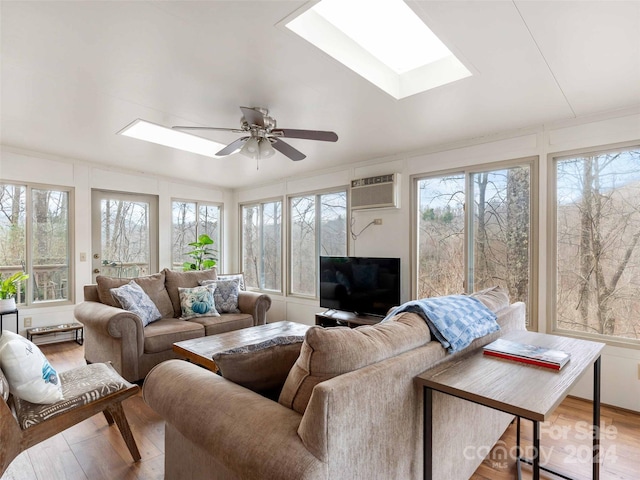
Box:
(143, 288), (526, 480)
(74, 268), (271, 382)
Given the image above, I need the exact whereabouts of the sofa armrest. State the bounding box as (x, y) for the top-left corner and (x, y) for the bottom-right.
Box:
(143, 360), (324, 479)
(237, 291), (271, 326)
(74, 301), (145, 380)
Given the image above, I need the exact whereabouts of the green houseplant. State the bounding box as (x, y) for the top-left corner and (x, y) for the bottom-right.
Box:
(0, 271), (29, 312)
(182, 234), (218, 271)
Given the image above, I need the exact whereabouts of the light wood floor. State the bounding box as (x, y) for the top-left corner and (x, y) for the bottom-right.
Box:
(2, 341), (639, 480)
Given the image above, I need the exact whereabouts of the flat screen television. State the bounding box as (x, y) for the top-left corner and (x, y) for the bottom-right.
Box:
(319, 256), (401, 317)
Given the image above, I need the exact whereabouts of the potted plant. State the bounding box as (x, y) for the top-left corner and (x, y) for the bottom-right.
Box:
(0, 271), (29, 312)
(183, 234), (218, 271)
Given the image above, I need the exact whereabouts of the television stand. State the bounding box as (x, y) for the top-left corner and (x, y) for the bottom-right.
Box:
(315, 310), (382, 328)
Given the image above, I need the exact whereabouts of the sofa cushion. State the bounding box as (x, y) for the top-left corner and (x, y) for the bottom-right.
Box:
(470, 286), (510, 313)
(110, 280), (162, 327)
(216, 272), (245, 291)
(201, 278), (241, 313)
(187, 314), (254, 336)
(278, 312), (430, 414)
(96, 272), (174, 318)
(213, 336), (305, 392)
(143, 318), (204, 354)
(0, 330), (63, 404)
(178, 284), (220, 320)
(164, 268), (217, 317)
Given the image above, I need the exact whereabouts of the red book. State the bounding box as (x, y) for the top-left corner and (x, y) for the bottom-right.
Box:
(483, 338), (571, 370)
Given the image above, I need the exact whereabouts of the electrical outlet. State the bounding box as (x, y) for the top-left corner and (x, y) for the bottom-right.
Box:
(374, 218), (383, 225)
(24, 317), (32, 327)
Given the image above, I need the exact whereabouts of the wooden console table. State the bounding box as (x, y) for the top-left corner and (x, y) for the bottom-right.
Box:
(415, 331), (605, 480)
(315, 310), (382, 328)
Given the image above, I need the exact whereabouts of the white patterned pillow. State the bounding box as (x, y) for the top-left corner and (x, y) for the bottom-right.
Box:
(178, 284), (220, 320)
(110, 280), (162, 327)
(212, 279), (241, 313)
(0, 330), (63, 404)
(216, 273), (245, 291)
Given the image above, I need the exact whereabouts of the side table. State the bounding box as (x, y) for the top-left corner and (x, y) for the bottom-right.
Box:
(0, 308), (19, 333)
(415, 331), (605, 480)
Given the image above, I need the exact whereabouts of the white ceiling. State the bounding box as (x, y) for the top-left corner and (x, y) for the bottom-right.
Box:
(2, 1), (639, 189)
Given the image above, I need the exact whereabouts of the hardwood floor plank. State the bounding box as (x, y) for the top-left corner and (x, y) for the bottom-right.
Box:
(26, 435), (87, 480)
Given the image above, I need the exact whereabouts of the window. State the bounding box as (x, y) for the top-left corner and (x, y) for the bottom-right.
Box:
(0, 183), (72, 305)
(415, 159), (536, 326)
(172, 200), (221, 270)
(552, 145), (640, 344)
(241, 200), (282, 291)
(289, 190), (347, 296)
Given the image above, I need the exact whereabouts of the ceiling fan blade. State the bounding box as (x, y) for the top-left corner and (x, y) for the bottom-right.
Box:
(216, 137), (248, 156)
(272, 138), (306, 161)
(240, 106), (265, 127)
(172, 126), (245, 133)
(271, 128), (338, 142)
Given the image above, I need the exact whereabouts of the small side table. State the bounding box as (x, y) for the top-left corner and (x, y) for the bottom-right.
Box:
(0, 308), (19, 333)
(26, 323), (84, 345)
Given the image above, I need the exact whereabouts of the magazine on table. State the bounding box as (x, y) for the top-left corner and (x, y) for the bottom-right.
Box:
(483, 338), (571, 370)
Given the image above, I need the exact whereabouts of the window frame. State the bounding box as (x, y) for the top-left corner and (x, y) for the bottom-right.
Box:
(239, 197), (284, 294)
(0, 181), (75, 308)
(411, 156), (538, 330)
(287, 186), (349, 299)
(547, 141), (640, 349)
(171, 198), (223, 272)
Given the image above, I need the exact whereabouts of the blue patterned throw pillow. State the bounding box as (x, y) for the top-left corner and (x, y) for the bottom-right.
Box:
(212, 279), (241, 314)
(178, 284), (220, 320)
(110, 280), (162, 327)
(216, 273), (246, 291)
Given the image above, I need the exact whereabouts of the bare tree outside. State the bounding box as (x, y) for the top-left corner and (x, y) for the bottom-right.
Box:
(417, 164), (532, 324)
(171, 201), (220, 270)
(555, 148), (640, 341)
(0, 183), (69, 303)
(241, 201), (282, 291)
(290, 191), (347, 296)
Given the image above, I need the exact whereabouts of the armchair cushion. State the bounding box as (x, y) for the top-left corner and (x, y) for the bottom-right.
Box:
(110, 280), (162, 327)
(96, 272), (174, 318)
(13, 362), (132, 429)
(0, 331), (63, 404)
(279, 312), (430, 414)
(164, 268), (217, 317)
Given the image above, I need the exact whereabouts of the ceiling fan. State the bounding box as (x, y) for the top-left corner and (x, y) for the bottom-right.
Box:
(172, 106), (338, 162)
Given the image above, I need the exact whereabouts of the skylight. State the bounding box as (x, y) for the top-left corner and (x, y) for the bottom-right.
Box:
(117, 119), (226, 158)
(285, 0), (472, 99)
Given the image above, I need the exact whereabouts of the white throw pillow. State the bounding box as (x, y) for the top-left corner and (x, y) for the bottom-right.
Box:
(0, 330), (64, 404)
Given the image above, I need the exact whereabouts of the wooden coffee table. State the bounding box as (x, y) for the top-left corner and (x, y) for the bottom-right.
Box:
(172, 321), (312, 373)
(415, 330), (605, 480)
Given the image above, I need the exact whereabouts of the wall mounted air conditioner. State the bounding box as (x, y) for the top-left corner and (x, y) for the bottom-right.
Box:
(350, 173), (399, 210)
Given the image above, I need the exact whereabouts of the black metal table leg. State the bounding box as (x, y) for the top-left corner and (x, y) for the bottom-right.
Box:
(423, 386), (433, 480)
(593, 356), (601, 480)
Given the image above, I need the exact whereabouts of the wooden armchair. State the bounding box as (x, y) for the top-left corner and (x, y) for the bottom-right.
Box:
(0, 362), (141, 476)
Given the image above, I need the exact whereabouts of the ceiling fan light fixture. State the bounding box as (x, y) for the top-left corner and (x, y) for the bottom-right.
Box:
(240, 136), (260, 159)
(258, 138), (276, 159)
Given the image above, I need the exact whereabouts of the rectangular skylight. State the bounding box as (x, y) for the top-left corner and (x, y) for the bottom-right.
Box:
(285, 0), (472, 99)
(117, 119), (226, 158)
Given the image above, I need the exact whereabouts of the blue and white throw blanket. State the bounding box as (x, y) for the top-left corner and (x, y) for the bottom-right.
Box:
(383, 295), (500, 353)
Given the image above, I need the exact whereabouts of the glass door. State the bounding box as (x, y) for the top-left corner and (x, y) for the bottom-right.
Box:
(91, 190), (158, 282)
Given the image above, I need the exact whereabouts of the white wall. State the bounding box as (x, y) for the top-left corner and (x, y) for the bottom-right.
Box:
(235, 107), (640, 412)
(1, 108), (639, 411)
